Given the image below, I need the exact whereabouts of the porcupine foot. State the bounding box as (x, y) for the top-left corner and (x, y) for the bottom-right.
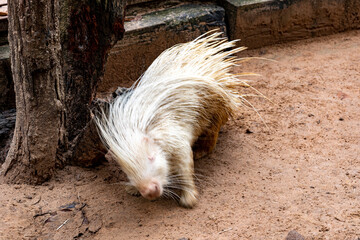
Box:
(125, 185), (141, 196)
(179, 187), (198, 208)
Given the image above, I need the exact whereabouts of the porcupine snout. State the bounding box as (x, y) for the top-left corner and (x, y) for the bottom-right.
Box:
(138, 180), (162, 200)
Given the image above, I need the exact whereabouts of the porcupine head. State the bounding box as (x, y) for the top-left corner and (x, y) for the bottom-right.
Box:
(113, 131), (170, 201)
(123, 136), (169, 200)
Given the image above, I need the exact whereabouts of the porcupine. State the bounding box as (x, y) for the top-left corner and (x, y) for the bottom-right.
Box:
(94, 31), (254, 208)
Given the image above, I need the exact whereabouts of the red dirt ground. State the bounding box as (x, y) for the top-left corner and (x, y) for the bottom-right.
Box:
(1, 30), (359, 240)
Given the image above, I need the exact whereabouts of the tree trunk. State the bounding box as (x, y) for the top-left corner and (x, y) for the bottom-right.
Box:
(0, 0), (125, 184)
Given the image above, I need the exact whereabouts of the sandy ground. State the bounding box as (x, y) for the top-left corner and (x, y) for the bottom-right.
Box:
(1, 30), (360, 240)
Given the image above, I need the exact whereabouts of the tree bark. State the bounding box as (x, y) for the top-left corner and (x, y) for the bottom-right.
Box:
(0, 0), (125, 184)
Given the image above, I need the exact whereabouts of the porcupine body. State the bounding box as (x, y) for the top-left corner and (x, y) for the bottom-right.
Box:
(95, 32), (250, 208)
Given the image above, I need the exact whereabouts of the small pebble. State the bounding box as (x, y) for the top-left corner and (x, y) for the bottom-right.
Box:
(245, 129), (253, 134)
(24, 195), (33, 199)
(285, 230), (305, 240)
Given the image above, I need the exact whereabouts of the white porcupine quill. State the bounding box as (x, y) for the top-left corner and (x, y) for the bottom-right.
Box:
(94, 31), (258, 204)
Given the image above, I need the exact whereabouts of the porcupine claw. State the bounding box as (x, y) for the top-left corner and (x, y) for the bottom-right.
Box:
(179, 189), (199, 208)
(125, 185), (141, 196)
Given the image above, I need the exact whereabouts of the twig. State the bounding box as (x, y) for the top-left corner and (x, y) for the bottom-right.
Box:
(218, 227), (233, 234)
(56, 219), (69, 231)
(77, 191), (81, 205)
(79, 203), (87, 210)
(33, 211), (52, 218)
(31, 196), (41, 205)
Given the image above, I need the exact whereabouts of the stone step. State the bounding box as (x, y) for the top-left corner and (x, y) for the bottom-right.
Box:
(98, 2), (226, 95)
(220, 0), (360, 48)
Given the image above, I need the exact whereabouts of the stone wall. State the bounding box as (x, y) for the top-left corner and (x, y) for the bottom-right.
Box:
(0, 0), (360, 105)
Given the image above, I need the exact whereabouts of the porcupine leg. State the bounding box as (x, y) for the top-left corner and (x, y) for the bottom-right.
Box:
(192, 128), (219, 160)
(177, 146), (199, 208)
(192, 120), (222, 160)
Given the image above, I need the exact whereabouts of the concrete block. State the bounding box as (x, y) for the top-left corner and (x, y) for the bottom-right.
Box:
(98, 3), (226, 95)
(220, 0), (360, 48)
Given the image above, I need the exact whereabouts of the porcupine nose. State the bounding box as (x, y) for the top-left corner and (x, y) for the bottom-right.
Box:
(139, 181), (161, 200)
